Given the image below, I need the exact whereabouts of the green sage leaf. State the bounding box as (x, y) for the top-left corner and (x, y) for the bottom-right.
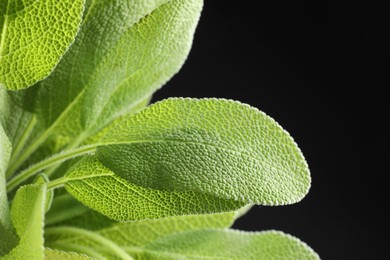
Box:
(0, 0), (84, 90)
(0, 124), (18, 255)
(64, 156), (245, 221)
(141, 230), (319, 259)
(2, 184), (46, 259)
(97, 98), (311, 205)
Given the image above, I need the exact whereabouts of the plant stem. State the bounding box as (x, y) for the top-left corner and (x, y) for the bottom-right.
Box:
(6, 115), (37, 178)
(45, 227), (133, 260)
(46, 177), (68, 190)
(6, 145), (96, 193)
(6, 127), (53, 178)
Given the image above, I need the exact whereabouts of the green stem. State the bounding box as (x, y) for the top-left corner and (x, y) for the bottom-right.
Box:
(6, 127), (53, 178)
(6, 115), (37, 178)
(6, 145), (96, 193)
(46, 177), (68, 190)
(45, 227), (133, 260)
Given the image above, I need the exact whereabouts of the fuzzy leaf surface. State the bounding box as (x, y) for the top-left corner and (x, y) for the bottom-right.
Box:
(97, 98), (311, 205)
(141, 230), (319, 259)
(0, 124), (17, 255)
(2, 184), (46, 259)
(64, 156), (245, 221)
(0, 0), (84, 90)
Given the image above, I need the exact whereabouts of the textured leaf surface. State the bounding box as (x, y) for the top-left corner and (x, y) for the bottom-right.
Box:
(2, 184), (46, 259)
(64, 156), (245, 221)
(97, 98), (311, 205)
(0, 124), (18, 255)
(141, 230), (319, 259)
(0, 0), (84, 90)
(45, 248), (93, 260)
(4, 0), (203, 171)
(46, 211), (238, 259)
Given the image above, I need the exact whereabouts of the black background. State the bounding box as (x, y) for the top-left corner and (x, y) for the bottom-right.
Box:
(153, 1), (388, 259)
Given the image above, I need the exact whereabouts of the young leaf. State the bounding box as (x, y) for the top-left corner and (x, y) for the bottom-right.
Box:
(2, 184), (46, 259)
(97, 98), (311, 205)
(0, 124), (18, 255)
(141, 230), (319, 259)
(0, 0), (84, 90)
(46, 210), (239, 259)
(5, 0), (203, 172)
(44, 248), (93, 260)
(63, 156), (245, 221)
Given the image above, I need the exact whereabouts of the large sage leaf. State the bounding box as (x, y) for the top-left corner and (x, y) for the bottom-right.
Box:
(96, 98), (311, 205)
(2, 184), (46, 259)
(140, 230), (319, 259)
(64, 156), (245, 221)
(0, 0), (84, 90)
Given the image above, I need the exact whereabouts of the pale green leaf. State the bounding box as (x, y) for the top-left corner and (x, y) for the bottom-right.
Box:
(2, 184), (46, 259)
(5, 0), (203, 174)
(97, 98), (311, 205)
(0, 123), (18, 256)
(64, 156), (245, 221)
(45, 248), (93, 260)
(0, 124), (11, 226)
(0, 0), (84, 90)
(140, 230), (319, 259)
(45, 210), (238, 259)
